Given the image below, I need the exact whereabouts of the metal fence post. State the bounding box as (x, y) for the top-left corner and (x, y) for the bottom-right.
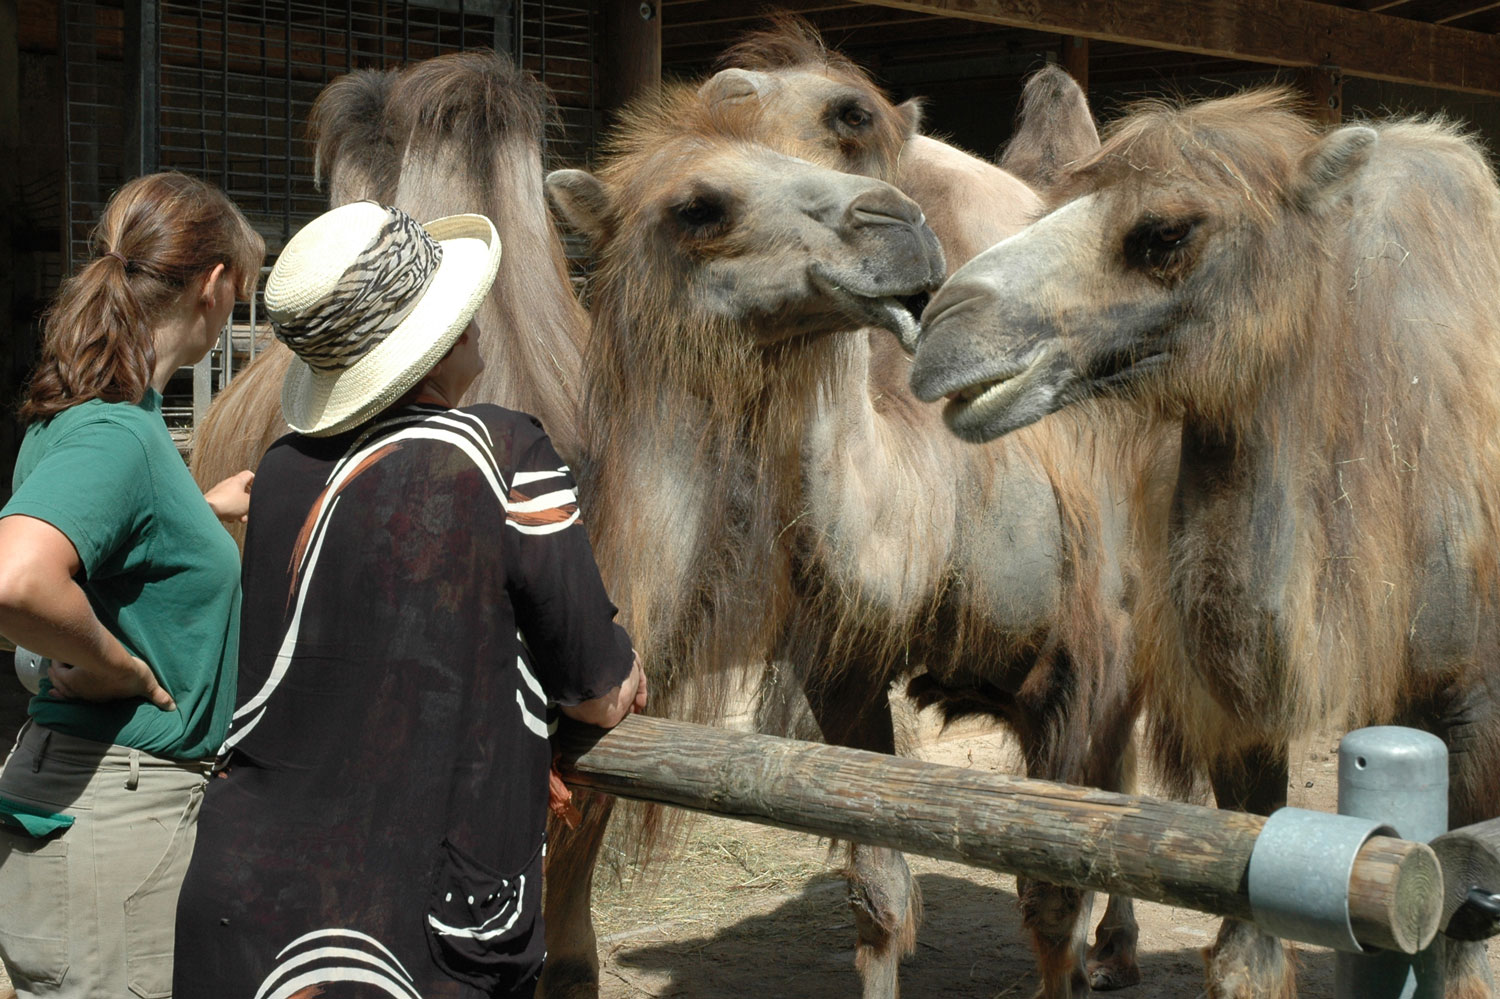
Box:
(1335, 726), (1449, 999)
(192, 354), (210, 434)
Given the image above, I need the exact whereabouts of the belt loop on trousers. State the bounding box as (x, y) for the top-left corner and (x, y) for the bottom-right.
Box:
(126, 749), (140, 790)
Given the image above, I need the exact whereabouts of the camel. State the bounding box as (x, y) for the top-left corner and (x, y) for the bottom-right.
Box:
(685, 23), (1145, 999)
(540, 32), (1141, 997)
(189, 50), (589, 539)
(911, 88), (1500, 998)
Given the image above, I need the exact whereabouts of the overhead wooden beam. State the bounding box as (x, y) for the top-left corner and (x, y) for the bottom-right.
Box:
(855, 0), (1500, 96)
(1440, 1), (1500, 26)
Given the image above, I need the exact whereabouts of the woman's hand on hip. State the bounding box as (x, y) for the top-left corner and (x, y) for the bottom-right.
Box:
(47, 655), (176, 711)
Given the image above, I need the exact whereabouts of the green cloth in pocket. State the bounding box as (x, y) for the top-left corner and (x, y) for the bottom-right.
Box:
(0, 796), (75, 837)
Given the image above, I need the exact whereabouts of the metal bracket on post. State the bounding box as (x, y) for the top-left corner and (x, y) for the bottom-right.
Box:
(1336, 726), (1449, 999)
(1248, 806), (1396, 952)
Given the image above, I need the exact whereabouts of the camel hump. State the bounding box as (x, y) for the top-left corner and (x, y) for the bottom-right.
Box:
(387, 48), (551, 154)
(998, 64), (1100, 193)
(309, 68), (400, 205)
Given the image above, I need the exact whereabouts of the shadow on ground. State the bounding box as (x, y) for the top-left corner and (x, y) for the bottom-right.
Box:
(602, 872), (1348, 998)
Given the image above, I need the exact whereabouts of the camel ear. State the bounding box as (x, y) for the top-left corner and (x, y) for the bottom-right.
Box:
(698, 68), (770, 106)
(895, 98), (923, 139)
(998, 64), (1099, 191)
(1295, 125), (1376, 210)
(546, 169), (610, 243)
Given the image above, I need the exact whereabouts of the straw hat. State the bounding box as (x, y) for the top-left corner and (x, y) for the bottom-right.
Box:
(265, 201), (502, 437)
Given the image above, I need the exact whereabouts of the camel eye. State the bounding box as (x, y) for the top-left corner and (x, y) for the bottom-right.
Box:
(673, 197), (728, 233)
(1125, 216), (1200, 274)
(1152, 222), (1192, 248)
(840, 105), (871, 129)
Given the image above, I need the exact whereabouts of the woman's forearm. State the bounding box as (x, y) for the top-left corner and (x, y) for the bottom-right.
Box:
(560, 657), (645, 729)
(0, 570), (137, 677)
(0, 514), (139, 679)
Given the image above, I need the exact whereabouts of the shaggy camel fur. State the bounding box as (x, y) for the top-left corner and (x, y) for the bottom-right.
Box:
(542, 41), (1138, 996)
(540, 80), (949, 997)
(913, 89), (1500, 999)
(190, 51), (588, 542)
(687, 24), (1144, 999)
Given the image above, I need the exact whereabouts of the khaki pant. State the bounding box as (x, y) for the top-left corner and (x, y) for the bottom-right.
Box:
(0, 722), (211, 998)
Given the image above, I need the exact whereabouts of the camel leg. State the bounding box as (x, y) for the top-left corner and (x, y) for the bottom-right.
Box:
(1085, 696), (1142, 991)
(1203, 745), (1296, 999)
(1088, 890), (1141, 991)
(805, 664), (918, 999)
(1007, 643), (1141, 998)
(1014, 876), (1093, 999)
(1444, 940), (1495, 999)
(1408, 683), (1500, 999)
(537, 794), (616, 999)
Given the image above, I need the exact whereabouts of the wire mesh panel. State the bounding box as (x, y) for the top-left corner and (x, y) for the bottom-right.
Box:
(517, 0), (596, 169)
(157, 0), (511, 255)
(62, 1), (130, 276)
(63, 0), (600, 436)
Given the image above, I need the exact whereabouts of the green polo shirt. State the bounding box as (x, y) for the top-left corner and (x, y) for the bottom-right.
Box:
(2, 390), (240, 759)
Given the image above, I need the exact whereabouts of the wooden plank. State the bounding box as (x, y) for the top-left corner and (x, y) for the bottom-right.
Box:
(1431, 817), (1500, 940)
(1296, 65), (1343, 124)
(602, 0), (661, 114)
(558, 714), (1442, 954)
(854, 0), (1500, 95)
(1061, 35), (1088, 92)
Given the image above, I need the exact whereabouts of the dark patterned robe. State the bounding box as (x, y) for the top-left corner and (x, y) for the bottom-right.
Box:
(174, 403), (634, 998)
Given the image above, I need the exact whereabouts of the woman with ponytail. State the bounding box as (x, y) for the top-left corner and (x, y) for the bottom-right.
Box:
(0, 171), (264, 998)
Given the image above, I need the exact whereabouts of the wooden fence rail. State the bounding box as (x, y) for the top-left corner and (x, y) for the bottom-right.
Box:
(557, 714), (1442, 955)
(1433, 817), (1500, 940)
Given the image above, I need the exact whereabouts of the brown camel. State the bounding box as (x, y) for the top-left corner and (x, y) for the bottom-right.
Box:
(689, 24), (1144, 999)
(912, 88), (1500, 999)
(190, 50), (589, 542)
(541, 38), (1139, 997)
(538, 79), (949, 997)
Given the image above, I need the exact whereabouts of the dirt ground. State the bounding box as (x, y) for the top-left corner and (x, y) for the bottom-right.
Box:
(2, 707), (1495, 998)
(587, 707), (1500, 999)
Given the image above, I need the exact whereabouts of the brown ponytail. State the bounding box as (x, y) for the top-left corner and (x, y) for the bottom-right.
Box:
(19, 172), (266, 423)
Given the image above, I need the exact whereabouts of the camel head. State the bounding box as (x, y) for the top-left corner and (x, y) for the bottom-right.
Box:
(547, 87), (943, 350)
(700, 16), (919, 183)
(911, 89), (1375, 442)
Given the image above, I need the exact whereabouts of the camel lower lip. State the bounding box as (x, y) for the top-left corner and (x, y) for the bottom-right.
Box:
(829, 284), (923, 345)
(947, 375), (1014, 405)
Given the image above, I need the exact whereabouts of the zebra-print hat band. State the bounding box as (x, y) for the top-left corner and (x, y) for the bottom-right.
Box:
(269, 206), (443, 374)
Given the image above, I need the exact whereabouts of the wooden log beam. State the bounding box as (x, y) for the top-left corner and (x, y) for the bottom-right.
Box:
(1295, 65), (1344, 125)
(558, 715), (1442, 954)
(853, 0), (1500, 96)
(602, 0), (662, 116)
(1431, 817), (1500, 940)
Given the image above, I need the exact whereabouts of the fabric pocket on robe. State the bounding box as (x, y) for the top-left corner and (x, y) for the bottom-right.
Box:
(425, 837), (543, 991)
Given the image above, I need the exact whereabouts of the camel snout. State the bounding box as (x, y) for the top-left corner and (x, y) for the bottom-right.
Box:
(846, 184), (926, 231)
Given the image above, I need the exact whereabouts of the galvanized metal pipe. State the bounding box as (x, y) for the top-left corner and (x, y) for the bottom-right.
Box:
(1335, 726), (1449, 999)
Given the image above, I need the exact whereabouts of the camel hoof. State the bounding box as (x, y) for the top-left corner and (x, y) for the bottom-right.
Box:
(1088, 958), (1142, 991)
(1029, 971), (1092, 999)
(536, 958), (600, 999)
(1087, 924), (1140, 991)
